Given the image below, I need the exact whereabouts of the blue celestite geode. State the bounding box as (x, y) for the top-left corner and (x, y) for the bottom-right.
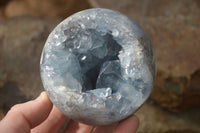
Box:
(40, 8), (156, 125)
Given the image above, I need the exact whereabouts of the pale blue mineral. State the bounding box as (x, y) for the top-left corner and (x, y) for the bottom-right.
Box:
(40, 8), (156, 125)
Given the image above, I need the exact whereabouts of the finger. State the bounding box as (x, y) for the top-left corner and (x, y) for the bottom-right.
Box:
(93, 123), (118, 133)
(0, 92), (53, 133)
(64, 120), (93, 133)
(31, 105), (67, 133)
(113, 115), (139, 133)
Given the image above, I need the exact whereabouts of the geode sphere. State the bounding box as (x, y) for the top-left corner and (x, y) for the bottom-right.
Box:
(40, 8), (156, 125)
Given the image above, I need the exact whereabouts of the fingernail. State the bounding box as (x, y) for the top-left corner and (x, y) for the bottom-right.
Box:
(36, 91), (45, 101)
(37, 91), (52, 104)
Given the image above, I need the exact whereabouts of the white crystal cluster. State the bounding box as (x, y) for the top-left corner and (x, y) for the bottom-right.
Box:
(40, 8), (156, 125)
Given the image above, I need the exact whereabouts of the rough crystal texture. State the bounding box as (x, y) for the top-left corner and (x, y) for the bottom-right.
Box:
(40, 8), (156, 125)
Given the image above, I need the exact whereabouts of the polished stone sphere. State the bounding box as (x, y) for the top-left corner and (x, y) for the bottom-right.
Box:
(40, 8), (156, 125)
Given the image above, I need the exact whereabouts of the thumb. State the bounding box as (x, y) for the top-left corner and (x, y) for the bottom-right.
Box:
(0, 92), (53, 133)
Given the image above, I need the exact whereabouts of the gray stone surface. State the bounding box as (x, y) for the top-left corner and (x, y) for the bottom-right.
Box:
(40, 8), (155, 125)
(136, 100), (200, 133)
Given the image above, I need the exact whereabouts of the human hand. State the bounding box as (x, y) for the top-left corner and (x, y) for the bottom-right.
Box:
(0, 92), (139, 133)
